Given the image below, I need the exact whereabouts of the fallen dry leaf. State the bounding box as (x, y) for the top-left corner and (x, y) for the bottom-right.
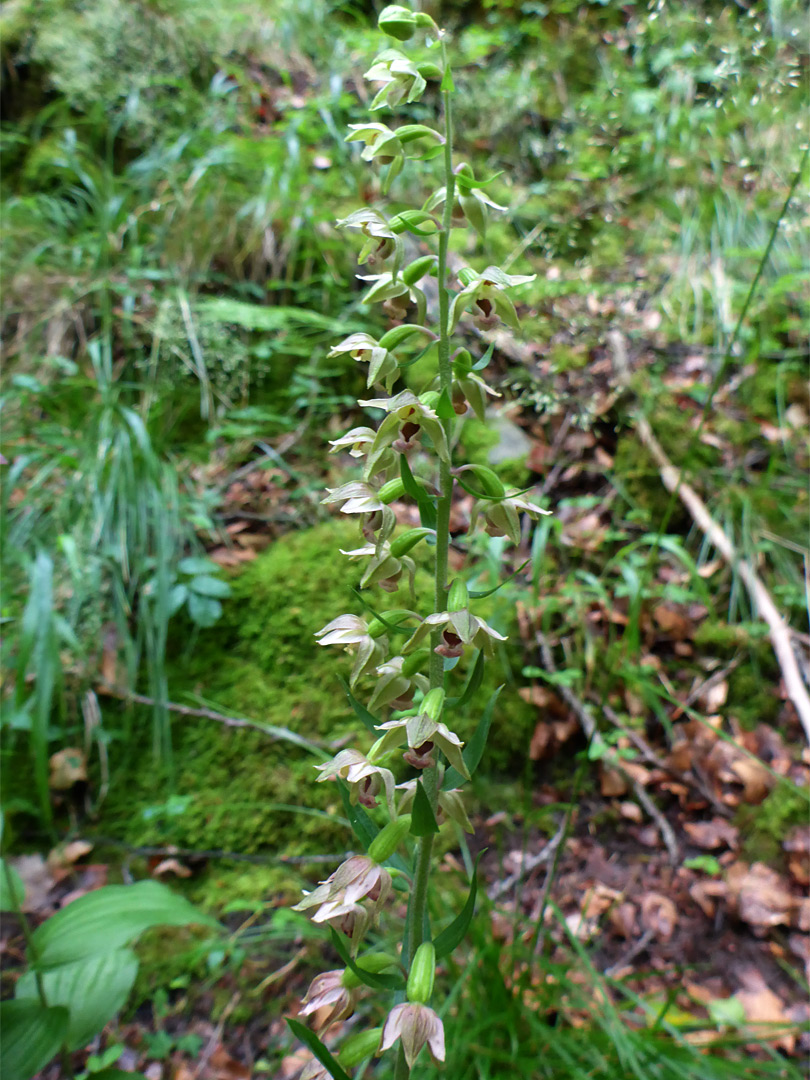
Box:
(733, 966), (795, 1053)
(209, 1045), (251, 1080)
(640, 892), (678, 940)
(49, 747), (87, 790)
(600, 766), (628, 798)
(683, 819), (739, 851)
(726, 862), (794, 935)
(689, 879), (727, 918)
(152, 858), (192, 878)
(10, 854), (54, 914)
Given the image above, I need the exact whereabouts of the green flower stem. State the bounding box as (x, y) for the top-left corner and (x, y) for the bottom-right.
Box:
(429, 37), (456, 692)
(397, 41), (456, 1080)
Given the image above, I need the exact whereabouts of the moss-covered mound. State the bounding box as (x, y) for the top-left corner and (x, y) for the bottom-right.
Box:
(100, 521), (536, 860)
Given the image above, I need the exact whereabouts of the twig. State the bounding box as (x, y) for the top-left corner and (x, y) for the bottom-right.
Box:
(537, 633), (680, 864)
(610, 329), (810, 744)
(92, 837), (343, 865)
(487, 818), (566, 900)
(193, 989), (242, 1080)
(95, 684), (325, 754)
(604, 927), (655, 978)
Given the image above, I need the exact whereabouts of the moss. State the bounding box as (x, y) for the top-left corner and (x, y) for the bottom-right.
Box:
(737, 780), (810, 866)
(98, 521), (536, 873)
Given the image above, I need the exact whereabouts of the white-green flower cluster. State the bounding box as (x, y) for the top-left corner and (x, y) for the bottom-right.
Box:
(289, 5), (551, 1076)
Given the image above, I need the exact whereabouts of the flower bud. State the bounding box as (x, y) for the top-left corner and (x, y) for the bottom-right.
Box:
(406, 942), (436, 1004)
(378, 477), (407, 504)
(390, 527), (434, 557)
(379, 324), (429, 350)
(379, 4), (417, 40)
(341, 953), (400, 989)
(401, 255), (437, 286)
(459, 463), (506, 499)
(419, 390), (440, 410)
(421, 687), (445, 721)
(447, 578), (469, 612)
(338, 1027), (383, 1067)
(368, 814), (412, 863)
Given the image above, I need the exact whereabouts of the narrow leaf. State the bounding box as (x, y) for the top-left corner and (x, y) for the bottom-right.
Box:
(400, 456), (436, 530)
(0, 859), (26, 912)
(469, 560), (530, 599)
(330, 930), (405, 990)
(337, 779), (379, 850)
(446, 649), (484, 710)
(433, 851), (485, 959)
(337, 676), (379, 733)
(0, 999), (69, 1080)
(443, 686), (502, 789)
(410, 778), (440, 837)
(286, 1018), (351, 1080)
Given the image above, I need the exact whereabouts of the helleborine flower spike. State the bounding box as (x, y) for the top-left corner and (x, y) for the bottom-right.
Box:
(289, 5), (551, 1076)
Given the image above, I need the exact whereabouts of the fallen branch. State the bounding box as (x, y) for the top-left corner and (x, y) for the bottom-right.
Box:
(609, 330), (810, 744)
(95, 684), (325, 755)
(487, 818), (566, 901)
(537, 634), (680, 864)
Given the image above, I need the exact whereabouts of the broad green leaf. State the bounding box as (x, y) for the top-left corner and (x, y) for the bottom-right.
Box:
(0, 858), (26, 912)
(433, 851), (484, 959)
(187, 592), (222, 627)
(30, 880), (219, 969)
(16, 949), (138, 1051)
(329, 930), (405, 990)
(286, 1018), (351, 1080)
(443, 686), (502, 789)
(0, 999), (69, 1080)
(410, 778), (439, 837)
(177, 556), (220, 576)
(188, 575), (231, 598)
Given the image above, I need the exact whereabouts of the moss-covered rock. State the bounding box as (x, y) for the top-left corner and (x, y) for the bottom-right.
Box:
(99, 520), (536, 867)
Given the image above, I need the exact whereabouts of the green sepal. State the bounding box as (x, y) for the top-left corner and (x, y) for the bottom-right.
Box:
(446, 649), (484, 710)
(418, 62), (443, 80)
(469, 559), (529, 599)
(332, 932), (405, 990)
(432, 851), (485, 959)
(472, 342), (495, 370)
(337, 675), (379, 733)
(443, 686), (502, 789)
(410, 779), (440, 837)
(286, 1018), (351, 1080)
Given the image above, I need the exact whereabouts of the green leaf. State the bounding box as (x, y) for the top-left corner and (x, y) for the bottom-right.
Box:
(329, 930), (405, 990)
(469, 560), (530, 599)
(16, 949), (139, 1051)
(0, 858), (26, 912)
(187, 592), (222, 627)
(443, 686), (501, 789)
(187, 575), (231, 598)
(30, 880), (219, 970)
(440, 66), (455, 92)
(446, 649), (484, 710)
(436, 387), (456, 420)
(286, 1018), (351, 1080)
(433, 851), (484, 959)
(410, 778), (439, 837)
(0, 999), (69, 1080)
(400, 456), (436, 530)
(91, 1072), (147, 1080)
(337, 675), (379, 733)
(177, 557), (220, 576)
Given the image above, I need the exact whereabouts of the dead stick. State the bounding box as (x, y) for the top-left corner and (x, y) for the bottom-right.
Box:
(537, 634), (680, 863)
(609, 330), (810, 743)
